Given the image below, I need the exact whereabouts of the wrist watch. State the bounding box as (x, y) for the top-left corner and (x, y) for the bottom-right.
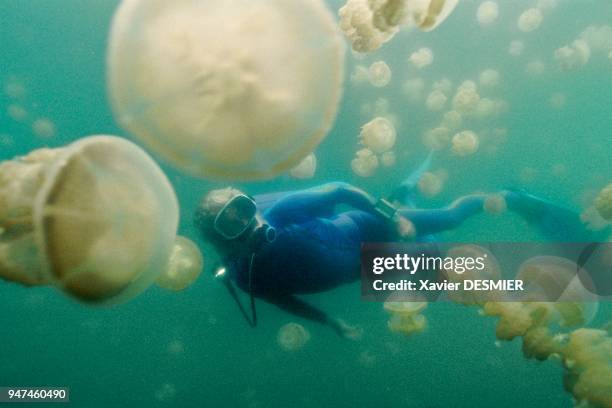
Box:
(374, 198), (398, 220)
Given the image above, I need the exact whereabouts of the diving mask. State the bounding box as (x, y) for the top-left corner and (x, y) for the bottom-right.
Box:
(214, 194), (258, 240)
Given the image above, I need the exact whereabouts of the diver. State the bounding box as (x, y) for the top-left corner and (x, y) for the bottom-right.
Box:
(195, 156), (610, 338)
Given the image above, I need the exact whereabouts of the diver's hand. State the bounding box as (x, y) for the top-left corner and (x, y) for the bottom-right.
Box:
(393, 213), (416, 240)
(332, 319), (363, 340)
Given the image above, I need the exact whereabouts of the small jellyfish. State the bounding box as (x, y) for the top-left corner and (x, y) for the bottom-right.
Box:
(442, 110), (463, 131)
(476, 1), (499, 26)
(508, 40), (525, 57)
(7, 104), (28, 122)
(452, 86), (480, 115)
(526, 60), (546, 75)
(277, 322), (311, 351)
(555, 40), (591, 71)
(368, 61), (392, 87)
(290, 153), (317, 179)
(484, 194), (507, 214)
(479, 69), (500, 88)
(167, 339), (185, 355)
(475, 98), (504, 119)
(549, 92), (567, 109)
(0, 136), (179, 303)
(4, 79), (26, 99)
(409, 47), (434, 69)
(360, 117), (396, 153)
(418, 172), (444, 198)
(452, 130), (479, 156)
(383, 298), (427, 336)
(351, 148), (379, 177)
(107, 0), (345, 180)
(594, 183), (612, 221)
(537, 0), (558, 11)
(432, 78), (453, 95)
(518, 8), (543, 33)
(402, 78), (426, 103)
(425, 89), (448, 112)
(381, 151), (396, 168)
(154, 383), (176, 402)
(156, 236), (203, 291)
(423, 127), (451, 151)
(32, 118), (57, 139)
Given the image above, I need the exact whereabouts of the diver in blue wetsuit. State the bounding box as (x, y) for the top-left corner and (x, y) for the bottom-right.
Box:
(195, 162), (608, 337)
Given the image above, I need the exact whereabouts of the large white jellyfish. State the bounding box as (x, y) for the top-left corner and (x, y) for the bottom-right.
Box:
(594, 183), (612, 221)
(360, 117), (396, 153)
(339, 0), (459, 53)
(476, 1), (499, 26)
(368, 61), (392, 87)
(277, 322), (311, 351)
(156, 236), (204, 291)
(107, 0), (345, 180)
(517, 8), (543, 32)
(0, 136), (179, 303)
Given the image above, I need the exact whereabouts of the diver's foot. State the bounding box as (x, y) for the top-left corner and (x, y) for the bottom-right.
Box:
(334, 319), (364, 341)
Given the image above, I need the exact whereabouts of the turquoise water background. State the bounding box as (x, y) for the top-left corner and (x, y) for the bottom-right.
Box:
(1, 0), (611, 407)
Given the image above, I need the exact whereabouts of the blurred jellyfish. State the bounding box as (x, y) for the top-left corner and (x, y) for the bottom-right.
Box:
(549, 92), (567, 109)
(7, 104), (28, 122)
(526, 60), (546, 75)
(338, 0), (458, 53)
(519, 166), (538, 183)
(4, 79), (26, 100)
(517, 8), (543, 32)
(475, 98), (505, 119)
(360, 117), (396, 153)
(32, 118), (57, 139)
(290, 153), (317, 179)
(442, 110), (463, 131)
(425, 89), (447, 112)
(409, 47), (434, 69)
(417, 172), (444, 198)
(443, 245), (501, 305)
(381, 151), (396, 168)
(156, 236), (203, 291)
(167, 339), (185, 355)
(0, 134), (14, 149)
(484, 194), (507, 215)
(508, 40), (525, 57)
(452, 84), (480, 114)
(402, 78), (426, 103)
(0, 136), (179, 303)
(384, 297), (427, 336)
(452, 130), (479, 156)
(580, 206), (609, 232)
(594, 183), (612, 221)
(368, 61), (392, 87)
(479, 69), (500, 88)
(555, 40), (591, 70)
(351, 148), (379, 177)
(579, 25), (612, 54)
(155, 383), (176, 402)
(476, 1), (499, 26)
(350, 65), (370, 85)
(423, 127), (451, 151)
(432, 78), (453, 95)
(107, 0), (345, 180)
(277, 322), (311, 351)
(537, 0), (558, 11)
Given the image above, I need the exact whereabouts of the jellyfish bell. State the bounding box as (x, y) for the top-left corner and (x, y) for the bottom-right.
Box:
(594, 183), (612, 221)
(277, 322), (311, 351)
(156, 236), (204, 291)
(384, 295), (428, 336)
(408, 0), (459, 32)
(0, 136), (179, 304)
(360, 117), (396, 154)
(107, 0), (345, 180)
(289, 153), (317, 179)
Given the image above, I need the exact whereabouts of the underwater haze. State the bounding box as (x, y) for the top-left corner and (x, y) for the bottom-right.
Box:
(1, 0), (611, 407)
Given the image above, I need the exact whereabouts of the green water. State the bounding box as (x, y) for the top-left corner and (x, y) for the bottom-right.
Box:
(1, 0), (611, 407)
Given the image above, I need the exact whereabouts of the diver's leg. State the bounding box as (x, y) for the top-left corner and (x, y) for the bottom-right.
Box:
(399, 194), (487, 236)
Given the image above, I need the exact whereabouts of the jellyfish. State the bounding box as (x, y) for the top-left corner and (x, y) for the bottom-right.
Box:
(423, 127), (450, 151)
(537, 0), (558, 12)
(277, 322), (311, 351)
(442, 110), (462, 131)
(107, 0), (345, 180)
(350, 65), (370, 85)
(517, 8), (543, 32)
(154, 383), (177, 402)
(479, 69), (500, 88)
(594, 183), (612, 221)
(409, 47), (434, 69)
(381, 151), (396, 168)
(0, 135), (179, 304)
(432, 78), (453, 95)
(155, 236), (203, 291)
(417, 172), (444, 197)
(4, 78), (26, 100)
(508, 40), (524, 57)
(476, 1), (499, 26)
(579, 25), (612, 54)
(351, 148), (379, 177)
(425, 89), (447, 112)
(452, 85), (480, 115)
(368, 61), (392, 87)
(360, 117), (396, 153)
(338, 0), (459, 53)
(555, 40), (591, 71)
(451, 130), (479, 156)
(549, 92), (567, 109)
(32, 118), (57, 139)
(484, 194), (507, 215)
(383, 298), (427, 336)
(7, 104), (28, 122)
(290, 153), (317, 179)
(526, 60), (546, 75)
(475, 98), (505, 119)
(402, 78), (426, 103)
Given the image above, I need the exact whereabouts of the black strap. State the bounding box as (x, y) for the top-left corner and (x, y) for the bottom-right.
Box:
(224, 253), (257, 328)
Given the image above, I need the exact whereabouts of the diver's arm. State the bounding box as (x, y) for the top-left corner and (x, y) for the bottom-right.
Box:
(269, 294), (360, 339)
(264, 182), (377, 225)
